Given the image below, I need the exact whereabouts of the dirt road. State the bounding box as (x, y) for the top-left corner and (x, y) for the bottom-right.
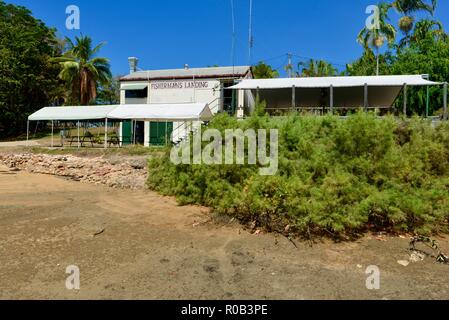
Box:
(0, 141), (39, 147)
(1, 164), (449, 300)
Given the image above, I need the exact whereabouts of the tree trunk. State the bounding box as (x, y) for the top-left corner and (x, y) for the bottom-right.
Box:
(376, 48), (379, 76)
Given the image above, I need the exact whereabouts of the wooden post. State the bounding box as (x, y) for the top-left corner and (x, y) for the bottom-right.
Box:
(403, 84), (408, 116)
(77, 121), (80, 149)
(104, 118), (108, 149)
(364, 83), (369, 112)
(330, 85), (334, 114)
(444, 82), (448, 120)
(292, 85), (296, 112)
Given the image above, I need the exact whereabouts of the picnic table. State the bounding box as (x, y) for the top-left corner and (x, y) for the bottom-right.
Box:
(67, 135), (95, 147)
(97, 135), (134, 148)
(62, 132), (135, 148)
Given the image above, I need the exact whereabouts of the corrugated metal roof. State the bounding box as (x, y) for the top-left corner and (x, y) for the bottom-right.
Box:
(121, 66), (251, 81)
(229, 75), (441, 89)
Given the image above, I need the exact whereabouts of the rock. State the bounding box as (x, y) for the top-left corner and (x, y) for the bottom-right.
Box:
(397, 260), (410, 267)
(410, 251), (425, 262)
(0, 153), (148, 190)
(128, 159), (146, 169)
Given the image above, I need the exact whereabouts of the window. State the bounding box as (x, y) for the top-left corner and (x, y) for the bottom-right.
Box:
(222, 81), (237, 115)
(125, 88), (148, 99)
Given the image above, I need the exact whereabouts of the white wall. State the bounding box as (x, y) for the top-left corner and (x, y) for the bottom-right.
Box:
(148, 79), (220, 107)
(120, 77), (249, 146)
(145, 79), (221, 146)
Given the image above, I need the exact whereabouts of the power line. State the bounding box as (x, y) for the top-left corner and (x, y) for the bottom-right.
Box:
(252, 51), (347, 70)
(291, 53), (347, 67)
(252, 54), (286, 65)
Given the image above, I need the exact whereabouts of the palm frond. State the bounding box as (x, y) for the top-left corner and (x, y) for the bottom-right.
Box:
(54, 35), (112, 105)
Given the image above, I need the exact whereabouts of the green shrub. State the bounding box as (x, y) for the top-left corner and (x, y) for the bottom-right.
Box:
(147, 111), (449, 238)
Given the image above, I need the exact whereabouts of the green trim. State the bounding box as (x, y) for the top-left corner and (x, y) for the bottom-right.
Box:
(149, 122), (173, 146)
(122, 121), (133, 145)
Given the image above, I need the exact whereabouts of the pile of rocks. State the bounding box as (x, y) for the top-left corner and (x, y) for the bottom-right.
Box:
(0, 153), (148, 189)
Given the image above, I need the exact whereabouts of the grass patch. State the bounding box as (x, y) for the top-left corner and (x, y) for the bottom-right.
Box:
(25, 145), (164, 158)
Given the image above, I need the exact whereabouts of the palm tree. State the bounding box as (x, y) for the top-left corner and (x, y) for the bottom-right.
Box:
(54, 35), (111, 105)
(298, 59), (337, 77)
(410, 19), (448, 43)
(392, 0), (437, 47)
(357, 2), (396, 75)
(284, 63), (294, 78)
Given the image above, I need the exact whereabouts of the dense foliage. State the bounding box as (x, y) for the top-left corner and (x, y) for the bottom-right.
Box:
(0, 1), (62, 138)
(347, 0), (449, 115)
(148, 112), (449, 238)
(298, 59), (338, 77)
(348, 35), (449, 116)
(96, 76), (121, 105)
(252, 62), (280, 79)
(0, 2), (115, 138)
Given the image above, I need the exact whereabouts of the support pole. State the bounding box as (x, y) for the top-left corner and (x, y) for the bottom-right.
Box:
(444, 82), (448, 121)
(133, 120), (137, 145)
(51, 121), (54, 148)
(403, 84), (408, 116)
(330, 85), (334, 114)
(423, 74), (430, 118)
(104, 118), (108, 149)
(77, 121), (80, 149)
(364, 83), (368, 112)
(292, 85), (296, 112)
(149, 121), (151, 147)
(165, 121), (168, 146)
(26, 120), (29, 147)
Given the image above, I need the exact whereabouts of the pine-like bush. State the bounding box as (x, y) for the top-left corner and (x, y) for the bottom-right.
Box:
(147, 111), (449, 238)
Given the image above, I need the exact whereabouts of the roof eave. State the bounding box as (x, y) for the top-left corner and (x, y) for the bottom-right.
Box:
(120, 73), (249, 82)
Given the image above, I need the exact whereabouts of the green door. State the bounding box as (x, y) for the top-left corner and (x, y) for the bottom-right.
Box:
(122, 120), (133, 145)
(149, 122), (173, 146)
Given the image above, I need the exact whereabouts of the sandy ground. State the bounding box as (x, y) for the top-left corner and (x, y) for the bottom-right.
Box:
(0, 140), (39, 147)
(1, 165), (449, 300)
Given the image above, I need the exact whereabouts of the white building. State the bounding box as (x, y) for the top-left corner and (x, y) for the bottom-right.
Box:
(119, 58), (253, 146)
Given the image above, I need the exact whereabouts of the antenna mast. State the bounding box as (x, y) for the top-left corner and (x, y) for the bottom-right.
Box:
(230, 0), (236, 70)
(248, 0), (253, 65)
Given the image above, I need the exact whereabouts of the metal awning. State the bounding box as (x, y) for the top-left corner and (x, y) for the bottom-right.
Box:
(229, 75), (444, 110)
(28, 103), (213, 122)
(26, 103), (214, 148)
(120, 83), (148, 91)
(28, 105), (119, 121)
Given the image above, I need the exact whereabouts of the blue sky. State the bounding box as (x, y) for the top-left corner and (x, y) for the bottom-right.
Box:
(7, 0), (449, 76)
